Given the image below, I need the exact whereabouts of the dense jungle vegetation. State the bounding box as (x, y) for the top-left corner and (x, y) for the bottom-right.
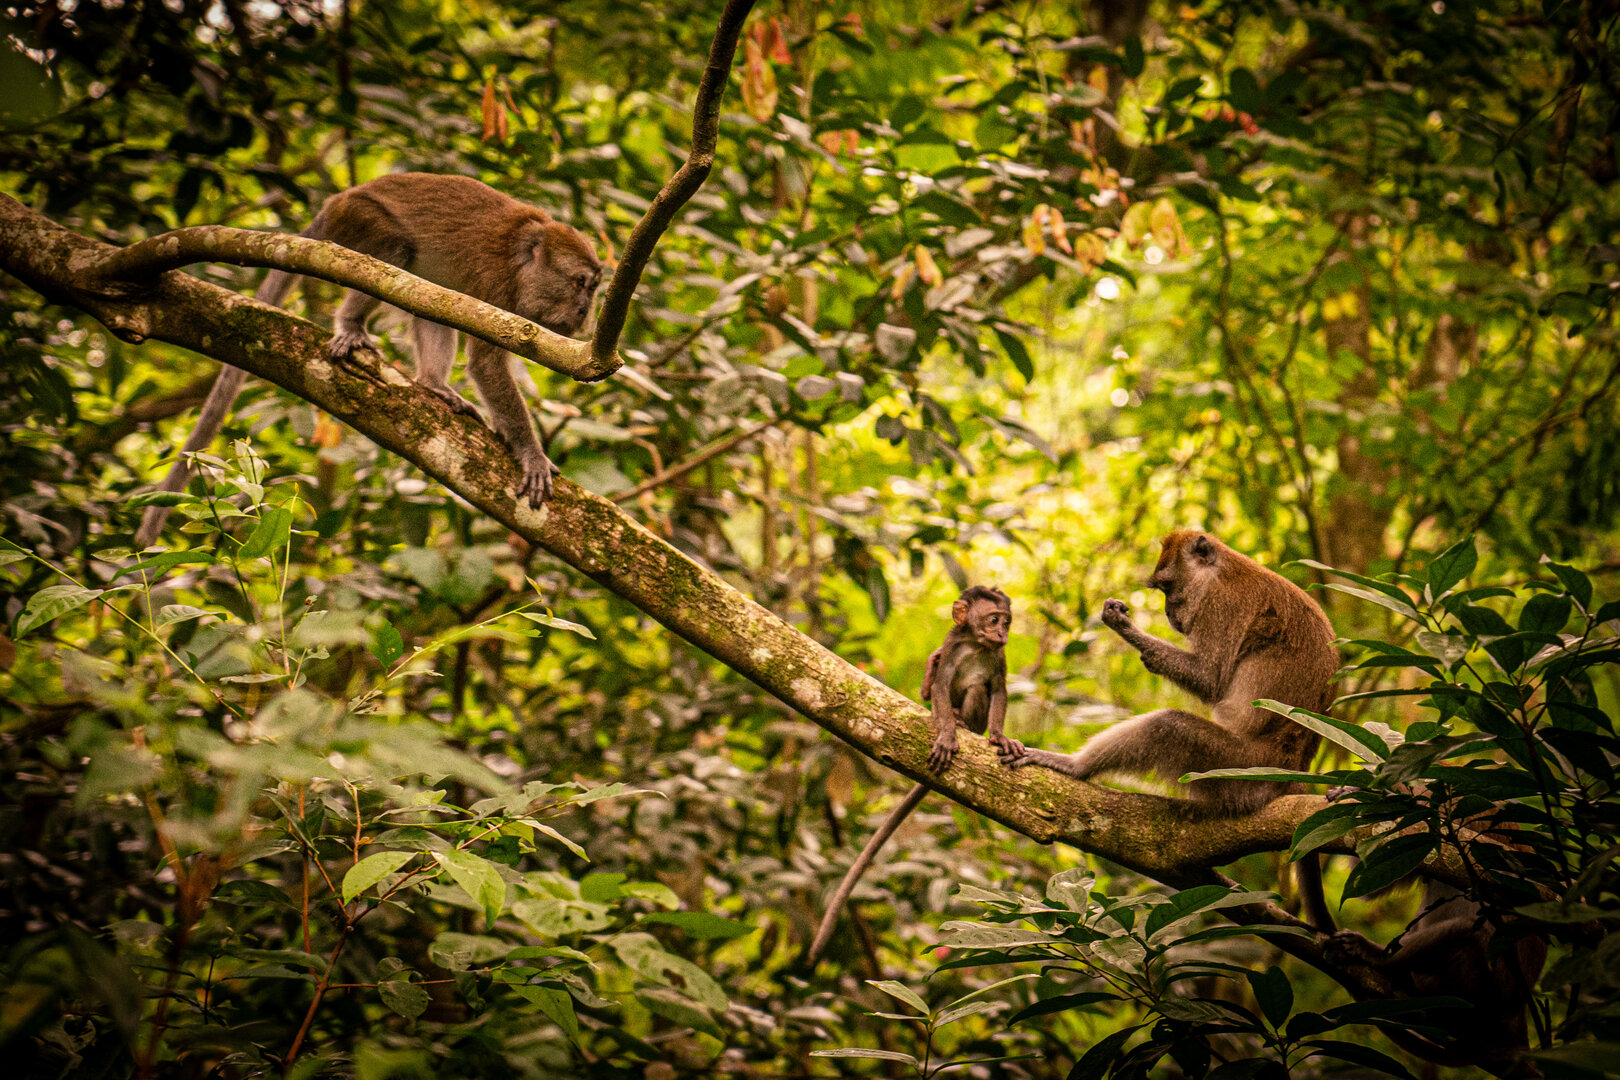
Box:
(1, 1), (1618, 1077)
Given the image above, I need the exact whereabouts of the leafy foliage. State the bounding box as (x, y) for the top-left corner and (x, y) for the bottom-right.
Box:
(2, 0), (1618, 1076)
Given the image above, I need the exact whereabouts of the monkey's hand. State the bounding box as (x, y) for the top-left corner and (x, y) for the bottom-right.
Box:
(987, 732), (1024, 760)
(513, 446), (562, 505)
(1101, 598), (1133, 634)
(927, 729), (958, 772)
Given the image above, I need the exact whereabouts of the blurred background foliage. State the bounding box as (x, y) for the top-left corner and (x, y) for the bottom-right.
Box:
(1, 0), (1618, 1076)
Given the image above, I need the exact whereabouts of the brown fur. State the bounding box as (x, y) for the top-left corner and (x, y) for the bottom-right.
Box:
(135, 173), (600, 546)
(807, 586), (1015, 966)
(1003, 531), (1339, 928)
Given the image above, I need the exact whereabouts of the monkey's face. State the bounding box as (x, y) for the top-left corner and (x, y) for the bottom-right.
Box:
(1151, 532), (1219, 633)
(517, 222), (602, 336)
(967, 600), (1011, 648)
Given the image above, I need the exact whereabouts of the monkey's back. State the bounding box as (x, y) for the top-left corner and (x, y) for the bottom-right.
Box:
(1213, 555), (1338, 761)
(314, 173), (554, 306)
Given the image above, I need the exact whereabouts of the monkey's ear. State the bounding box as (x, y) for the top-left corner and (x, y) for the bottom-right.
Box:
(951, 598), (969, 624)
(1191, 535), (1216, 562)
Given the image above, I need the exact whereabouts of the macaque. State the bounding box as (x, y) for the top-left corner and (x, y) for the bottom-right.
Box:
(134, 173), (601, 546)
(922, 585), (1019, 769)
(1001, 531), (1339, 929)
(807, 586), (1016, 965)
(1327, 883), (1547, 1070)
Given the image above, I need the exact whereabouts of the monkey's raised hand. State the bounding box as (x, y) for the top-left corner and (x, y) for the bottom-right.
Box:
(1101, 598), (1133, 633)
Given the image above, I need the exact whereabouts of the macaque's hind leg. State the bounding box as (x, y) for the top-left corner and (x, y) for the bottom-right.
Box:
(958, 684), (990, 736)
(329, 289), (387, 364)
(412, 320), (480, 418)
(466, 339), (558, 504)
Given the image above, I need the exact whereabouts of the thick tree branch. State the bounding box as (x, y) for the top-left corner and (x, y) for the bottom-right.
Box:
(589, 0), (756, 368)
(91, 227), (615, 382)
(1, 192), (1407, 1002)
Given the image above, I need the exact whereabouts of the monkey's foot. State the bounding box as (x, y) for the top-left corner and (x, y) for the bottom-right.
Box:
(1101, 598), (1132, 633)
(514, 449), (561, 505)
(421, 383), (483, 420)
(927, 733), (957, 773)
(988, 733), (1025, 760)
(328, 328), (378, 361)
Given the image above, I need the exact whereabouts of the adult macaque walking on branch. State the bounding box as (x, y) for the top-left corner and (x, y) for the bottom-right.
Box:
(1002, 531), (1339, 930)
(809, 586), (1018, 964)
(135, 173), (601, 546)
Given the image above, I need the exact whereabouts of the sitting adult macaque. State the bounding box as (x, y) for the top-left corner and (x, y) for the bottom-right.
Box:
(1000, 531), (1338, 930)
(807, 585), (1016, 964)
(135, 173), (601, 546)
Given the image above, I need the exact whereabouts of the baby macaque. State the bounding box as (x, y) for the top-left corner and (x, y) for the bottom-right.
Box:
(808, 585), (1016, 964)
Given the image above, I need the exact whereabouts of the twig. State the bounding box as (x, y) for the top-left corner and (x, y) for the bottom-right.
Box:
(612, 416), (780, 503)
(589, 0), (758, 368)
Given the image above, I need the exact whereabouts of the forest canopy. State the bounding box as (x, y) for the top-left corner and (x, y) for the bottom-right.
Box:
(1, 1), (1617, 1078)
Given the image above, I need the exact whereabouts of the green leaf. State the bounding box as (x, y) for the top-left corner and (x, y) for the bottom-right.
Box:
(511, 984), (579, 1042)
(1427, 537), (1478, 595)
(1228, 67), (1262, 112)
(1009, 991), (1118, 1025)
(1414, 630), (1469, 667)
(866, 980), (928, 1014)
(512, 896), (613, 936)
(810, 1049), (919, 1065)
(1289, 804), (1364, 859)
(18, 584), (103, 636)
(639, 911), (754, 940)
(1343, 834), (1436, 899)
(378, 978), (429, 1020)
(432, 849), (506, 927)
(120, 551), (216, 576)
(1515, 901), (1613, 923)
(1122, 35), (1145, 78)
(1304, 1040), (1417, 1080)
(155, 604), (217, 630)
(238, 505), (292, 559)
(342, 851), (416, 904)
(1317, 583), (1420, 620)
(937, 922), (1055, 949)
(515, 610), (596, 639)
(1247, 965), (1292, 1028)
(993, 325), (1035, 382)
(1068, 1026), (1143, 1080)
(370, 621), (404, 666)
(1144, 884), (1233, 937)
(1540, 555), (1593, 607)
(1256, 700), (1389, 762)
(636, 986), (721, 1037)
(1290, 562), (1417, 607)
(611, 933), (727, 1009)
(1520, 593), (1573, 634)
(935, 999), (1004, 1028)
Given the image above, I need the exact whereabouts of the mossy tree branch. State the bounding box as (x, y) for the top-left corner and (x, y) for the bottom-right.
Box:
(1, 191), (1409, 1001)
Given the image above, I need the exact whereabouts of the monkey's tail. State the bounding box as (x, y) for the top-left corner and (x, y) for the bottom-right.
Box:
(1297, 853), (1335, 934)
(133, 267), (302, 548)
(807, 782), (929, 966)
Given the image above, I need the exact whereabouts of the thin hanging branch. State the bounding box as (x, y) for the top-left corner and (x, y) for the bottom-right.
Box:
(588, 0), (758, 368)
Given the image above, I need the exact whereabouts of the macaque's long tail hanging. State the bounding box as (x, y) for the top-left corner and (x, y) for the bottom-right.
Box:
(807, 783), (929, 966)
